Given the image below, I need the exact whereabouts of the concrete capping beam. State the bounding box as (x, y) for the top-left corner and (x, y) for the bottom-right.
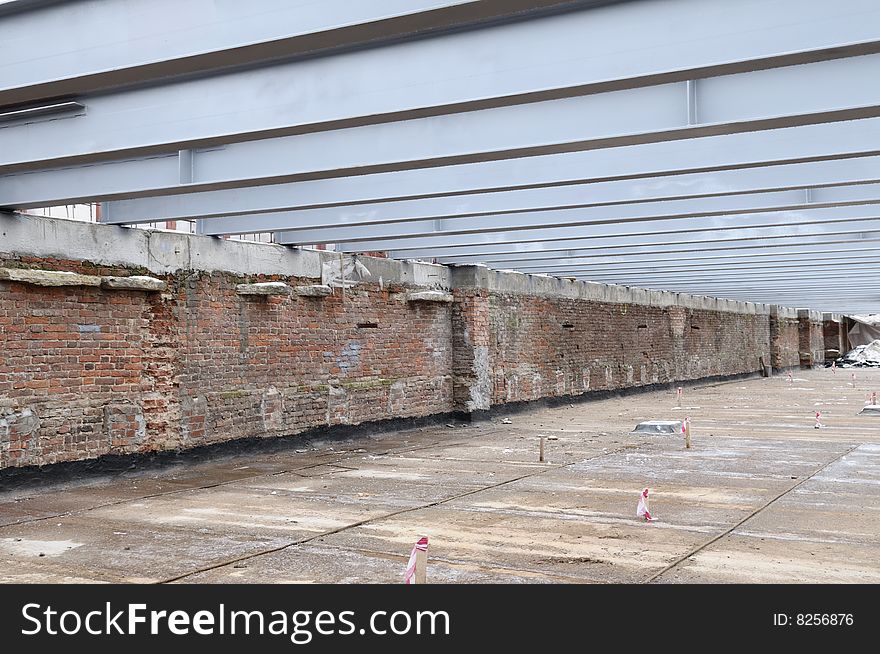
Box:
(822, 312), (842, 322)
(236, 282), (291, 296)
(0, 213), (818, 318)
(770, 305), (799, 320)
(0, 267), (101, 287)
(407, 290), (454, 303)
(1, 212), (456, 288)
(101, 275), (167, 292)
(294, 284), (332, 297)
(486, 268), (776, 316)
(449, 263), (490, 289)
(797, 308), (824, 322)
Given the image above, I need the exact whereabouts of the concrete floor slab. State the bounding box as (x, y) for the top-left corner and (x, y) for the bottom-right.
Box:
(1, 368), (878, 584)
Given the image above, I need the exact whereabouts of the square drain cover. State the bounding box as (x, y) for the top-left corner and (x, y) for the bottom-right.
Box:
(631, 420), (683, 435)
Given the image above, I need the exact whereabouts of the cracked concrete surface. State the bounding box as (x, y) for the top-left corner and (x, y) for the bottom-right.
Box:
(0, 368), (878, 584)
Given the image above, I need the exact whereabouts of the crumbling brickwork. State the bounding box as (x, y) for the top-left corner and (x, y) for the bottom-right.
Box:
(450, 267), (492, 413)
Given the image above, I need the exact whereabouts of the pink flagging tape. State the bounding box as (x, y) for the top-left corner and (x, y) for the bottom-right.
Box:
(636, 488), (653, 522)
(815, 411), (823, 429)
(404, 536), (429, 585)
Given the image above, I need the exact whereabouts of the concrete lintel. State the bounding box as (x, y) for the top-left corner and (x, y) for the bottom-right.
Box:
(0, 267), (101, 287)
(407, 290), (454, 303)
(101, 275), (167, 292)
(236, 282), (292, 296)
(294, 284), (332, 298)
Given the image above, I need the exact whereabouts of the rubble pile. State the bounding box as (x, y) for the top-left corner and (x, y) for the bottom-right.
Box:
(831, 339), (880, 368)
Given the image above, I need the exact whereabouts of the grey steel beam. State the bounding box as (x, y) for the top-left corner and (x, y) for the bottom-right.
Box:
(8, 116), (880, 210)
(6, 0), (880, 173)
(411, 225), (880, 262)
(6, 51), (880, 175)
(99, 127), (880, 224)
(572, 267), (880, 284)
(0, 0), (590, 107)
(201, 172), (880, 236)
(583, 272), (872, 285)
(270, 184), (880, 243)
(5, 0), (878, 109)
(436, 238), (880, 264)
(534, 257), (880, 276)
(493, 247), (880, 272)
(448, 238), (880, 267)
(106, 155), (880, 226)
(298, 205), (880, 252)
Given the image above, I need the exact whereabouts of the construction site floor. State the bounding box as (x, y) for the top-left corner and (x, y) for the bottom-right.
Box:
(1, 368), (878, 584)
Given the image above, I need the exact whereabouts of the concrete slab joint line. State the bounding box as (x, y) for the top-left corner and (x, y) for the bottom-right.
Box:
(0, 267), (101, 288)
(644, 443), (860, 584)
(235, 281), (292, 296)
(406, 290), (454, 303)
(156, 443), (631, 584)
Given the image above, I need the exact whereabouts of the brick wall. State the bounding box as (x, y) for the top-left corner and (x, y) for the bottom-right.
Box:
(488, 294), (770, 404)
(174, 273), (453, 450)
(770, 307), (800, 370)
(797, 310), (827, 368)
(1, 255), (453, 469)
(0, 213), (824, 470)
(823, 317), (847, 360)
(0, 264), (151, 466)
